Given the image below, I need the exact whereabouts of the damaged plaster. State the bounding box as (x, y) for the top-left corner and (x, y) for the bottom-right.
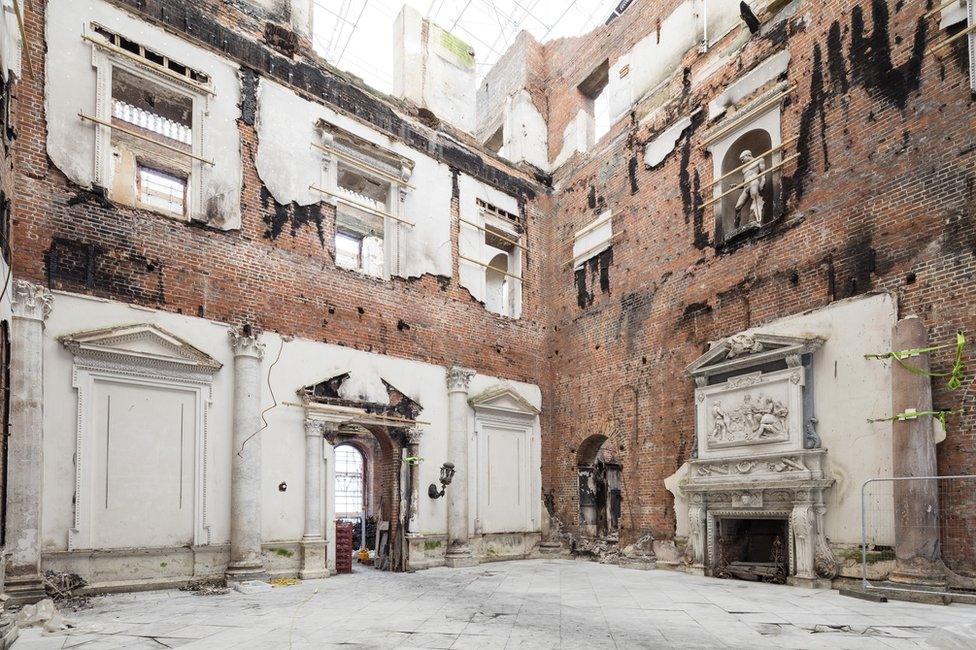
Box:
(643, 116), (692, 169)
(254, 78), (454, 279)
(45, 0), (244, 229)
(457, 174), (522, 313)
(708, 49), (791, 120)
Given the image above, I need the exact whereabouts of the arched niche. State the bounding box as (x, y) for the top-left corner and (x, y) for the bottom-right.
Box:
(485, 252), (509, 315)
(576, 434), (622, 540)
(708, 103), (784, 244)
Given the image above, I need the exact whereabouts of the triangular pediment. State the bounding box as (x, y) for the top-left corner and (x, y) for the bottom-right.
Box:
(686, 332), (823, 379)
(468, 385), (540, 415)
(60, 323), (222, 373)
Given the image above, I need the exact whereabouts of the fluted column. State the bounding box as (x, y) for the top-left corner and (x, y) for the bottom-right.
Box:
(226, 326), (268, 584)
(5, 281), (52, 603)
(444, 365), (476, 567)
(300, 419), (328, 579)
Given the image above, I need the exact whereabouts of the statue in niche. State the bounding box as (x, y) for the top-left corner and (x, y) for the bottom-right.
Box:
(734, 150), (766, 227)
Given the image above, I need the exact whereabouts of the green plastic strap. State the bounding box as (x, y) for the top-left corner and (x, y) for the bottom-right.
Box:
(867, 409), (959, 426)
(865, 331), (966, 391)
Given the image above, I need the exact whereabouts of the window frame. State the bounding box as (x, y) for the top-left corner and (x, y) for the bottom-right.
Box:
(479, 207), (523, 318)
(87, 24), (210, 221)
(317, 128), (412, 280)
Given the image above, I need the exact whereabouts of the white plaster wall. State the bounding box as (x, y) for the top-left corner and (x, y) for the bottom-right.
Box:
(254, 78), (453, 280)
(44, 0), (243, 228)
(41, 292), (541, 557)
(393, 5), (475, 133)
(552, 110), (592, 170)
(466, 375), (543, 536)
(503, 90), (548, 171)
(457, 174), (521, 305)
(607, 0), (775, 125)
(707, 50), (790, 120)
(751, 293), (898, 546)
(643, 116), (692, 169)
(0, 0), (21, 81)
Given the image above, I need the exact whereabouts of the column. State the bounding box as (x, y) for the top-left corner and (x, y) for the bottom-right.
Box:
(225, 326), (268, 584)
(444, 365), (476, 567)
(889, 316), (945, 586)
(405, 427), (422, 535)
(299, 419), (328, 579)
(5, 281), (52, 603)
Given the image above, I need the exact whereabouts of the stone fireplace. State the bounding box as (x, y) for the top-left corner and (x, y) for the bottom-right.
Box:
(681, 333), (838, 588)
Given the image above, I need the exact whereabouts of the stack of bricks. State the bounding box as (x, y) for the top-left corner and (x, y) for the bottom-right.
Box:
(335, 522), (353, 574)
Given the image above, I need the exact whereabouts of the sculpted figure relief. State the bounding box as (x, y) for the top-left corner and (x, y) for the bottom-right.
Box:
(734, 149), (766, 227)
(708, 393), (789, 444)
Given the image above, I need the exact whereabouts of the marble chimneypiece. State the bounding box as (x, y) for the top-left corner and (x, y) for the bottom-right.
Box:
(681, 333), (839, 588)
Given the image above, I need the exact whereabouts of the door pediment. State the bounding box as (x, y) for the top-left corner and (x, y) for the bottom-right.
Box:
(59, 323), (222, 374)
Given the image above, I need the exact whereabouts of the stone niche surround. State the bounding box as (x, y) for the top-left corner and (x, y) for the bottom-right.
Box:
(680, 333), (838, 588)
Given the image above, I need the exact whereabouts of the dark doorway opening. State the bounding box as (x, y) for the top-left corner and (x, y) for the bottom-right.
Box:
(714, 517), (788, 583)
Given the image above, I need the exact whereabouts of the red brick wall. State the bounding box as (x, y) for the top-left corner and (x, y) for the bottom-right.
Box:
(536, 0), (976, 576)
(10, 0), (550, 390)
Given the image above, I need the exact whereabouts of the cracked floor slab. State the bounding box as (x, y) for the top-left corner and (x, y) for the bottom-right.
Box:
(14, 559), (976, 649)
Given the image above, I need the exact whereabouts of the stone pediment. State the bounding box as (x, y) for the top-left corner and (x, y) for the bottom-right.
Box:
(468, 385), (540, 417)
(686, 332), (823, 380)
(59, 323), (222, 373)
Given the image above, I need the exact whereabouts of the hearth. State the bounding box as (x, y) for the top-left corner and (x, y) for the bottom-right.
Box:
(713, 517), (788, 583)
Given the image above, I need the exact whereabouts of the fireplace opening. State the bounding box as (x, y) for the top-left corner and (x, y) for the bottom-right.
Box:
(714, 517), (788, 583)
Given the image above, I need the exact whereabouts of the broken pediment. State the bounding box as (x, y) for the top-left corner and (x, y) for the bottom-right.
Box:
(59, 323), (222, 374)
(686, 332), (823, 380)
(468, 385), (540, 417)
(299, 371), (422, 421)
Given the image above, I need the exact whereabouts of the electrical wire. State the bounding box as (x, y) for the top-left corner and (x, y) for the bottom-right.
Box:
(237, 335), (284, 457)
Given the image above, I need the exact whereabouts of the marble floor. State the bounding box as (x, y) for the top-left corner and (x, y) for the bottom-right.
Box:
(13, 559), (976, 649)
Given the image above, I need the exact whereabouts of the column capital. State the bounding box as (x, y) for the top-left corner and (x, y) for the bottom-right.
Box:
(304, 419), (323, 438)
(405, 426), (424, 446)
(229, 326), (265, 359)
(446, 364), (475, 393)
(11, 280), (53, 321)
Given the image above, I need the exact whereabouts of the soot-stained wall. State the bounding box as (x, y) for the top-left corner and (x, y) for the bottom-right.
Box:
(537, 0), (976, 575)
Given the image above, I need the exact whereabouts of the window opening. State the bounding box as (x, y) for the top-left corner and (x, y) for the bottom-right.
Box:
(91, 24), (211, 85)
(578, 60), (611, 146)
(138, 166), (187, 215)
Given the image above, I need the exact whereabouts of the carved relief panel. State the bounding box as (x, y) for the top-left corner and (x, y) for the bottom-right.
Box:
(695, 367), (804, 458)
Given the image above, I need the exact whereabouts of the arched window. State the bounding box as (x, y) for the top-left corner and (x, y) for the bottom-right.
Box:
(334, 444), (365, 518)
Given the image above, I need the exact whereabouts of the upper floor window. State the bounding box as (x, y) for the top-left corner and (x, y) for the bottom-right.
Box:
(579, 60), (611, 147)
(312, 122), (413, 280)
(475, 199), (523, 318)
(83, 24), (214, 221)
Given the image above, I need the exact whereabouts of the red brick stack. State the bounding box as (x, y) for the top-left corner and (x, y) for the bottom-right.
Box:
(335, 522), (353, 574)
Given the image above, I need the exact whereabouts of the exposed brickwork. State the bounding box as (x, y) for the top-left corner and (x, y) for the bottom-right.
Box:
(538, 0), (976, 577)
(9, 0), (976, 579)
(11, 0), (550, 390)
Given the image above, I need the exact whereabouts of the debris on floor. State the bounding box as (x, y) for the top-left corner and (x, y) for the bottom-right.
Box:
(15, 598), (94, 636)
(270, 577), (301, 587)
(179, 577), (230, 597)
(42, 570), (91, 611)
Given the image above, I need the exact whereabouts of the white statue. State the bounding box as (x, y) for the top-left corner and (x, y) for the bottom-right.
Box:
(734, 149), (766, 227)
(710, 403), (729, 441)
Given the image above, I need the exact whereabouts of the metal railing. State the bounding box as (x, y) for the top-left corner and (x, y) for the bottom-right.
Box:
(860, 475), (976, 597)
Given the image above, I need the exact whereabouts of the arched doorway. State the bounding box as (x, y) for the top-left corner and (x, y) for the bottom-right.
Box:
(334, 443), (368, 551)
(577, 434), (622, 540)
